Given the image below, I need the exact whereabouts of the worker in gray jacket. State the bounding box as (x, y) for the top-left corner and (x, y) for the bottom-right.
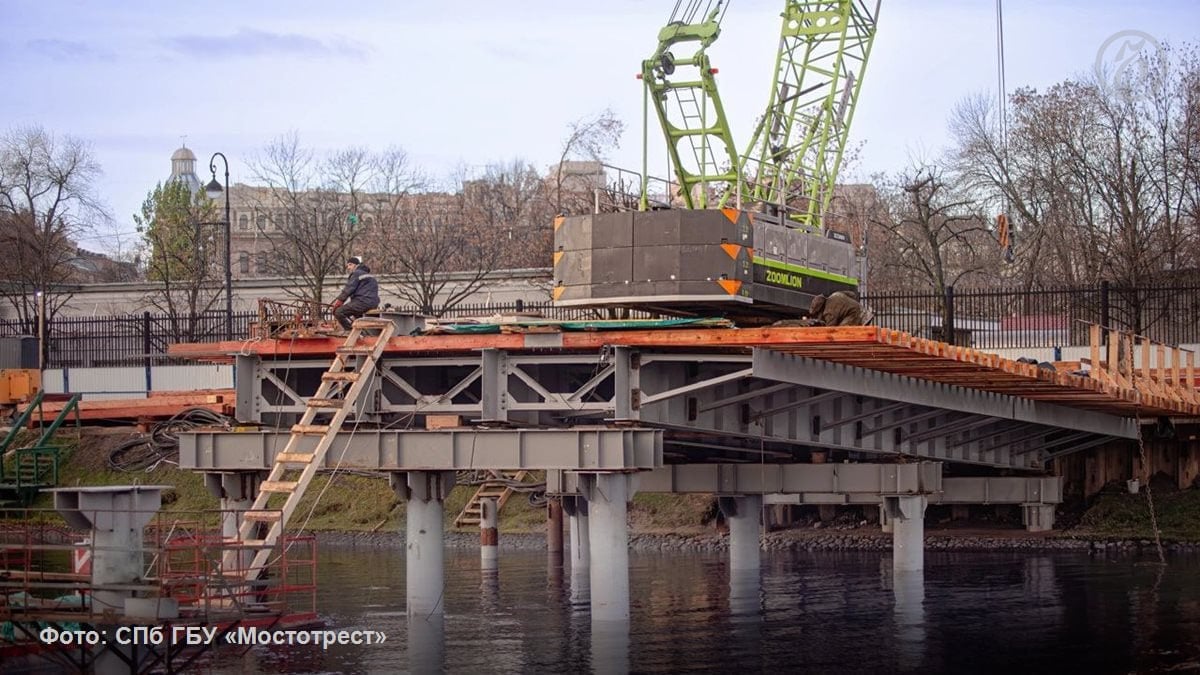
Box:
(331, 256), (380, 330)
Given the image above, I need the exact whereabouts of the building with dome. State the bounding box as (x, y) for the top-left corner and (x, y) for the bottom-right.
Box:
(167, 145), (202, 194)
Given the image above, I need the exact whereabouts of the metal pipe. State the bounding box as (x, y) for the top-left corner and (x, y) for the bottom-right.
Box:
(208, 151), (233, 341)
(480, 498), (498, 570)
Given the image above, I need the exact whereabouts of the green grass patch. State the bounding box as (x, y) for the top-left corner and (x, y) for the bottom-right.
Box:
(1075, 488), (1200, 540)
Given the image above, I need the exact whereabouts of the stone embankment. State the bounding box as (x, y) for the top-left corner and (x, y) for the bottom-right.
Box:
(316, 528), (1200, 554)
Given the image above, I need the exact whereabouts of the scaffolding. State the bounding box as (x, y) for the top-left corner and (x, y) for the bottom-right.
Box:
(0, 508), (318, 673)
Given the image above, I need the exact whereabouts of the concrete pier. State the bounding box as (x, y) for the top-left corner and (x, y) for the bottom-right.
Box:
(723, 495), (762, 572)
(886, 495), (928, 572)
(393, 471), (455, 617)
(205, 472), (257, 570)
(582, 473), (636, 623)
(480, 498), (498, 571)
(50, 486), (168, 675)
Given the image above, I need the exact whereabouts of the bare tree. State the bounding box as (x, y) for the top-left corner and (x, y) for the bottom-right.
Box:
(0, 126), (107, 329)
(867, 165), (995, 295)
(248, 133), (375, 313)
(950, 43), (1200, 288)
(551, 108), (624, 215)
(134, 180), (221, 342)
(368, 160), (544, 315)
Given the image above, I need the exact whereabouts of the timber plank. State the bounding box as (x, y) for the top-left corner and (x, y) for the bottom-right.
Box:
(167, 324), (1200, 419)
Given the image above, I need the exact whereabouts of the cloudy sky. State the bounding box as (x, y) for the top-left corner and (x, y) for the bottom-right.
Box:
(2, 0), (1196, 254)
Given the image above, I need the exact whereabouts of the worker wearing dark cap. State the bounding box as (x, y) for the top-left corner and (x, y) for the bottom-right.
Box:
(331, 255), (380, 330)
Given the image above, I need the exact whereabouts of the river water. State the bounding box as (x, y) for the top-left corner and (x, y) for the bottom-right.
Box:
(206, 546), (1200, 674)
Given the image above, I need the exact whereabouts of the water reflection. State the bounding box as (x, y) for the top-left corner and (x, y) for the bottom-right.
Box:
(729, 567), (763, 619)
(194, 548), (1200, 674)
(891, 569), (926, 671)
(407, 614), (445, 674)
(591, 620), (631, 675)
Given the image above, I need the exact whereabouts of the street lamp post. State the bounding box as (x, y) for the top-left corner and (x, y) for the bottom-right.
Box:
(205, 152), (233, 341)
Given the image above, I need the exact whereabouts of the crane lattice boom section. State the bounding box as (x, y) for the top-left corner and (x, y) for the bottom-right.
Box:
(741, 0), (879, 226)
(642, 1), (739, 209)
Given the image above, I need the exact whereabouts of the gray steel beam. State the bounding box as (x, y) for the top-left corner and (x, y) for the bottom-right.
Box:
(548, 466), (1063, 507)
(481, 349), (507, 422)
(932, 476), (1062, 504)
(549, 462), (942, 500)
(613, 346), (638, 421)
(235, 354), (261, 422)
(820, 402), (909, 431)
(752, 349), (1138, 439)
(180, 427), (662, 471)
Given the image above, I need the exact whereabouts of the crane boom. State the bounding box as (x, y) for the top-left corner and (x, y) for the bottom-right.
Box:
(741, 0), (880, 226)
(641, 1), (740, 209)
(552, 0), (879, 324)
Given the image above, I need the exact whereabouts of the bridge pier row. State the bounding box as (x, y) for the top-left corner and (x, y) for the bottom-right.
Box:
(581, 472), (637, 623)
(391, 471), (456, 617)
(885, 495), (928, 573)
(720, 495), (763, 572)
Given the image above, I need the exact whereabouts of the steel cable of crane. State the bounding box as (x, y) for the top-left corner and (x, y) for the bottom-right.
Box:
(107, 408), (235, 472)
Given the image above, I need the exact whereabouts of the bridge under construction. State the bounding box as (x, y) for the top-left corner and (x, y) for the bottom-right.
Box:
(168, 317), (1198, 624)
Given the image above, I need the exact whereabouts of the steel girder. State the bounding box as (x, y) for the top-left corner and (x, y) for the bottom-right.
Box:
(233, 346), (1133, 471)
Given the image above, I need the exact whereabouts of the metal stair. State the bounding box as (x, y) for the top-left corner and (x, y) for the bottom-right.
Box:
(0, 393), (80, 507)
(223, 317), (395, 580)
(454, 470), (531, 528)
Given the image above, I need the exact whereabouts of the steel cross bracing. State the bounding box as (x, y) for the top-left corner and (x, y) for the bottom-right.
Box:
(234, 345), (1136, 471)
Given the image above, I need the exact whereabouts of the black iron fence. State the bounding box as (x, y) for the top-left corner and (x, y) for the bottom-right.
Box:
(0, 311), (258, 369)
(864, 281), (1200, 350)
(2, 283), (1197, 368)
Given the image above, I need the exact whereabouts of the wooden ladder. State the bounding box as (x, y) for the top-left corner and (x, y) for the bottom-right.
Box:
(454, 470), (531, 528)
(223, 317), (396, 580)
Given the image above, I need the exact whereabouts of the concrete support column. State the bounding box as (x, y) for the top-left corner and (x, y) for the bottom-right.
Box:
(879, 501), (894, 534)
(885, 495), (927, 573)
(480, 498), (498, 570)
(720, 495), (762, 572)
(51, 486), (167, 618)
(203, 473), (258, 541)
(1022, 503), (1055, 532)
(392, 471), (455, 618)
(582, 473), (637, 623)
(205, 473), (260, 572)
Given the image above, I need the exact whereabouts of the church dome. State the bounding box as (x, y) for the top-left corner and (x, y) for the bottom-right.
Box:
(169, 144), (201, 193)
(171, 146), (197, 162)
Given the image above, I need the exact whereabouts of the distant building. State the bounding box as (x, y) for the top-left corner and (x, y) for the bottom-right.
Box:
(168, 145), (202, 194)
(158, 147), (591, 280)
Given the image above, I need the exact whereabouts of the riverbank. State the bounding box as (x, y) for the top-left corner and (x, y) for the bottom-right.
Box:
(16, 429), (1200, 552)
(313, 525), (1200, 554)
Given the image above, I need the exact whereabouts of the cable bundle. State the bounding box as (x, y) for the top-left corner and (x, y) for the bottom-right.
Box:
(108, 408), (234, 472)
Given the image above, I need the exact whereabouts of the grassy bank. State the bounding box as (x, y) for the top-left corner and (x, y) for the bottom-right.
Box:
(12, 430), (1198, 542)
(20, 431), (711, 535)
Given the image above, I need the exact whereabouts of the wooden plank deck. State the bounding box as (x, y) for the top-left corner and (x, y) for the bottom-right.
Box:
(168, 326), (1200, 419)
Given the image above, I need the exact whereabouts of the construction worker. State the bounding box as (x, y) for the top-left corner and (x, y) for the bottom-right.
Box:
(808, 290), (866, 326)
(331, 256), (380, 330)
